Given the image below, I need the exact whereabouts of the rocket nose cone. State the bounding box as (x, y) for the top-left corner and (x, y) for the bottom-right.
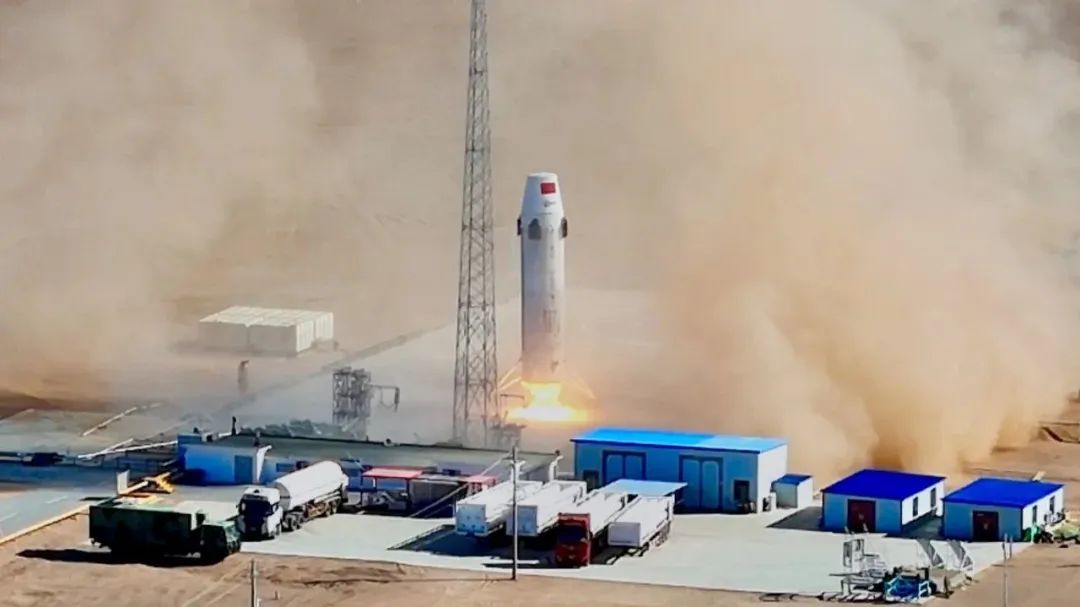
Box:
(522, 172), (562, 215)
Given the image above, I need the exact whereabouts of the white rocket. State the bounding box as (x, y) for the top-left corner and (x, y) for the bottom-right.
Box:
(517, 172), (567, 385)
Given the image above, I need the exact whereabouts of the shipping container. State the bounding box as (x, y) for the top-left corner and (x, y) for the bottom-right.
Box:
(454, 479), (543, 537)
(607, 495), (674, 548)
(516, 480), (588, 537)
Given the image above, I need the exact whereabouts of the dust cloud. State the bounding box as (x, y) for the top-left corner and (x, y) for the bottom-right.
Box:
(0, 0), (1078, 476)
(630, 0), (1080, 476)
(0, 1), (470, 402)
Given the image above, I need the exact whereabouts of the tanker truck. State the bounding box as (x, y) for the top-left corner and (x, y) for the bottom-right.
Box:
(237, 460), (348, 540)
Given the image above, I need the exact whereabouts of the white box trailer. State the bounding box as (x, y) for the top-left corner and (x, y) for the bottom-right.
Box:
(607, 495), (674, 549)
(516, 480), (588, 537)
(454, 480), (543, 537)
(561, 490), (629, 535)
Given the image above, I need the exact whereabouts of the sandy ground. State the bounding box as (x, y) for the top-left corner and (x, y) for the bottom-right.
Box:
(0, 516), (780, 607)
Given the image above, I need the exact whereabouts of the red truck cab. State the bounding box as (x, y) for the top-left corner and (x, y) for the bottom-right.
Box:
(553, 513), (593, 567)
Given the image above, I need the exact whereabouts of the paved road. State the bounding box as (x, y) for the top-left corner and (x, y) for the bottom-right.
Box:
(0, 488), (99, 539)
(0, 464), (119, 541)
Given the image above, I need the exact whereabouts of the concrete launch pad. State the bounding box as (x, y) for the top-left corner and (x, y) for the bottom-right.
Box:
(222, 288), (665, 453)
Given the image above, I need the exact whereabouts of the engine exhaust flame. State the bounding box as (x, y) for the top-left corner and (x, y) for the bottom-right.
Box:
(507, 381), (586, 423)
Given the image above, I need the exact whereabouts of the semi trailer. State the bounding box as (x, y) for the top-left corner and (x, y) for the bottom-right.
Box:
(606, 495), (675, 555)
(515, 480), (587, 537)
(89, 498), (240, 563)
(454, 479), (543, 537)
(237, 460), (348, 540)
(553, 489), (629, 567)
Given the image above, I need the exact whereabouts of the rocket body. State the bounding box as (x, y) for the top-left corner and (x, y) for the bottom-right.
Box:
(518, 173), (567, 384)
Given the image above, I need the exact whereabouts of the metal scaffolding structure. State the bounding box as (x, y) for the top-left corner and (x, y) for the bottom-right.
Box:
(452, 0), (498, 447)
(332, 367), (400, 438)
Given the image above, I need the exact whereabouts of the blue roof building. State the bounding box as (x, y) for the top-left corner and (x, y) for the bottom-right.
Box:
(571, 427), (788, 513)
(943, 478), (1065, 541)
(820, 469), (946, 533)
(773, 473), (815, 509)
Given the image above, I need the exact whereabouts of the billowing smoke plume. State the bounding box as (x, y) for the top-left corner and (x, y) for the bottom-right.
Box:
(0, 1), (470, 402)
(635, 0), (1080, 476)
(1, 0), (1078, 478)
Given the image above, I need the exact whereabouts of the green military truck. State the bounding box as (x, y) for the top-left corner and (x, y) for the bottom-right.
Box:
(89, 497), (241, 563)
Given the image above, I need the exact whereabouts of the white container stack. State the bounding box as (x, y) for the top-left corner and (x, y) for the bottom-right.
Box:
(606, 495), (675, 548)
(516, 480), (588, 537)
(454, 479), (544, 537)
(197, 306), (334, 356)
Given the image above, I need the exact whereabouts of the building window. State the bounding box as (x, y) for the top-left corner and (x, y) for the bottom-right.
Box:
(930, 488), (937, 509)
(912, 496), (920, 516)
(1051, 496), (1056, 513)
(1033, 504), (1039, 525)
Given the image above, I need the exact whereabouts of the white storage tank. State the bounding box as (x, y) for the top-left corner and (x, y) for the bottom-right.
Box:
(272, 461), (348, 510)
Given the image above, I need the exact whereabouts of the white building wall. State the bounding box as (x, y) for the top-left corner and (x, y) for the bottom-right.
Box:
(1022, 487), (1066, 529)
(756, 446), (789, 510)
(898, 481), (945, 525)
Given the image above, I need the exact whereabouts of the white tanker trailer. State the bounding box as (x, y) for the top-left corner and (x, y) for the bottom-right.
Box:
(237, 460), (348, 540)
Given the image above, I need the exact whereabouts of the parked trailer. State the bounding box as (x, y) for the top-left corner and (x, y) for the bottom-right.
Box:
(237, 460), (348, 540)
(606, 495), (674, 554)
(454, 479), (543, 537)
(553, 490), (630, 567)
(516, 480), (588, 537)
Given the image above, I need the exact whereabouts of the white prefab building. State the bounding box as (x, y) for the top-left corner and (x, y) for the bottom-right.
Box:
(773, 473), (814, 509)
(197, 306), (334, 356)
(821, 469), (945, 534)
(943, 478), (1066, 542)
(571, 427), (787, 513)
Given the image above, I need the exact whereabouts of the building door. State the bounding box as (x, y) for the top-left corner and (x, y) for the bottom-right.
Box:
(972, 511), (999, 541)
(681, 459), (702, 508)
(234, 455), (254, 484)
(733, 480), (751, 506)
(603, 453), (624, 484)
(701, 461), (722, 510)
(624, 454), (645, 480)
(846, 499), (876, 533)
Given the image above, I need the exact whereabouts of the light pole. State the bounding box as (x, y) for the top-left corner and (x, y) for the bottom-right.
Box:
(509, 442), (518, 578)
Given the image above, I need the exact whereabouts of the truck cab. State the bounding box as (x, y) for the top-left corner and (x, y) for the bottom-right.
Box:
(237, 486), (282, 540)
(199, 518), (242, 562)
(553, 513), (593, 567)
